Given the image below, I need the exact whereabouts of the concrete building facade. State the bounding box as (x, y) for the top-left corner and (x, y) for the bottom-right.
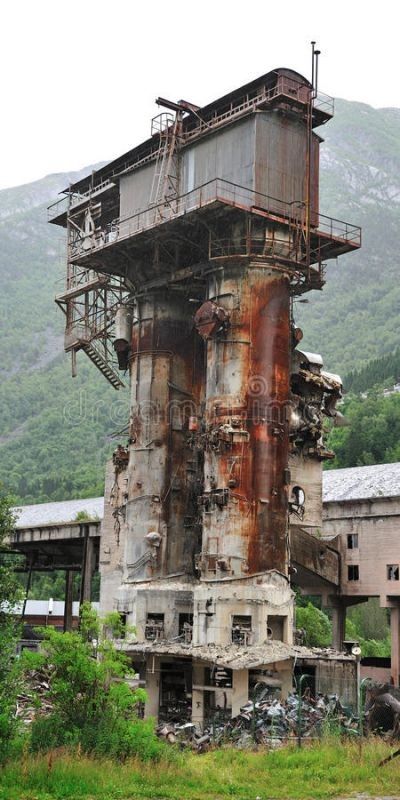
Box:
(323, 462), (400, 687)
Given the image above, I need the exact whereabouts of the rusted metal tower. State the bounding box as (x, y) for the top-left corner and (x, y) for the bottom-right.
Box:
(49, 57), (361, 724)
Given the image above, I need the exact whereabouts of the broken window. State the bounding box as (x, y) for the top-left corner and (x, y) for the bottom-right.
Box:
(231, 615), (252, 645)
(347, 534), (359, 550)
(179, 613), (193, 643)
(348, 565), (359, 581)
(145, 613), (165, 641)
(118, 613), (127, 639)
(267, 615), (285, 641)
(387, 564), (399, 581)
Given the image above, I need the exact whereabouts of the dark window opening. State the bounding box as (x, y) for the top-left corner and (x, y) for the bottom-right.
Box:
(348, 565), (359, 581)
(159, 661), (192, 723)
(232, 615), (252, 645)
(145, 613), (165, 640)
(387, 564), (399, 581)
(118, 613), (127, 639)
(267, 615), (285, 641)
(294, 665), (316, 698)
(347, 534), (359, 550)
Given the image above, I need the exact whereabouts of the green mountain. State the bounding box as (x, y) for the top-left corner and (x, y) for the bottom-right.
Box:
(0, 98), (399, 503)
(0, 169), (129, 504)
(297, 99), (400, 375)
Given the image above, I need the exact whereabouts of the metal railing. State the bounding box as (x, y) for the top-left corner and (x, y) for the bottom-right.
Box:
(313, 91), (335, 117)
(67, 178), (360, 262)
(48, 194), (69, 221)
(48, 178), (118, 222)
(183, 75), (334, 144)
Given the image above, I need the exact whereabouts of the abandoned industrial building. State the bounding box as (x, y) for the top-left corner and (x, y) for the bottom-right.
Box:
(15, 62), (369, 725)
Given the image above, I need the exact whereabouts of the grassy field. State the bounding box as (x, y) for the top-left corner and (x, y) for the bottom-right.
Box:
(0, 740), (399, 800)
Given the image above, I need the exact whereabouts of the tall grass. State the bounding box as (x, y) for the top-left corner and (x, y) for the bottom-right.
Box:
(0, 740), (399, 799)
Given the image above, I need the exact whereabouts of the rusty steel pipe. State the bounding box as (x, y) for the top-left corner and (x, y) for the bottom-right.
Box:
(199, 262), (290, 579)
(126, 292), (203, 580)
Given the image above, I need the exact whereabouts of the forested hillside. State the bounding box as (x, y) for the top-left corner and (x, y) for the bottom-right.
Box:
(0, 97), (399, 503)
(345, 347), (400, 394)
(297, 99), (400, 375)
(0, 169), (129, 504)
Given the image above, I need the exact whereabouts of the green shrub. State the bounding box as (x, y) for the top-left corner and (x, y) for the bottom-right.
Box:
(295, 602), (332, 647)
(25, 604), (160, 761)
(30, 713), (79, 752)
(0, 488), (25, 761)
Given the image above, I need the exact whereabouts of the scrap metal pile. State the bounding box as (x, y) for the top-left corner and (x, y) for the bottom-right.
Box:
(157, 690), (359, 750)
(16, 666), (53, 725)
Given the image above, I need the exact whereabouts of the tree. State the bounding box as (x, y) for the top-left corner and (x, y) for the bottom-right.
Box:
(0, 488), (24, 758)
(295, 602), (332, 647)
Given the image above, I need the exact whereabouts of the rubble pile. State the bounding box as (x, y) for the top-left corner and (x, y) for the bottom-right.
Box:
(16, 668), (53, 724)
(157, 690), (358, 750)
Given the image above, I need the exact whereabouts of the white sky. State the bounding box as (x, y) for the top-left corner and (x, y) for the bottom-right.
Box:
(1, 0), (399, 190)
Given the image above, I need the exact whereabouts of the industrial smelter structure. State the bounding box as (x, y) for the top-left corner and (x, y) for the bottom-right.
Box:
(49, 52), (361, 725)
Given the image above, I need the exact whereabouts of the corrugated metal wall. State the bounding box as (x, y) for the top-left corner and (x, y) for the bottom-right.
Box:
(181, 117), (255, 193)
(120, 163), (155, 220)
(255, 113), (319, 215)
(118, 111), (318, 222)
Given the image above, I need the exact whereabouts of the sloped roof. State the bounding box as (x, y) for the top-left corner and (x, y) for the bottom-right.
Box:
(323, 462), (400, 503)
(12, 497), (104, 529)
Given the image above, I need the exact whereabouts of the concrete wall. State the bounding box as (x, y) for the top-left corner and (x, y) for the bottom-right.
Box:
(323, 496), (400, 605)
(300, 658), (357, 708)
(193, 572), (294, 647)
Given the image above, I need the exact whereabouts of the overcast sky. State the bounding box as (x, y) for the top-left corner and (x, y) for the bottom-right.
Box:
(1, 0), (399, 190)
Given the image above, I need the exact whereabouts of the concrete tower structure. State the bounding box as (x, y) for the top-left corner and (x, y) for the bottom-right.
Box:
(50, 63), (360, 724)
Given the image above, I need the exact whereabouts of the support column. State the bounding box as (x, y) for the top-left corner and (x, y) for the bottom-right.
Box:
(126, 293), (202, 581)
(391, 606), (400, 687)
(63, 570), (74, 632)
(144, 655), (160, 719)
(278, 664), (294, 699)
(332, 602), (346, 651)
(80, 524), (95, 604)
(192, 661), (205, 731)
(232, 669), (248, 718)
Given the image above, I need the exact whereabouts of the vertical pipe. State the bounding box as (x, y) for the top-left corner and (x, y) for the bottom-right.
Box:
(200, 262), (290, 578)
(21, 555), (34, 622)
(248, 269), (290, 573)
(80, 523), (94, 604)
(391, 606), (400, 687)
(64, 570), (74, 632)
(126, 291), (203, 580)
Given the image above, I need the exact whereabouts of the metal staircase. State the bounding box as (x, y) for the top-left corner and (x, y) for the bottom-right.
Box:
(57, 257), (129, 389)
(82, 341), (124, 389)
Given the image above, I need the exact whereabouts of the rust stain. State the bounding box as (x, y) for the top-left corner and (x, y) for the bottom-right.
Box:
(129, 292), (204, 578)
(199, 264), (290, 579)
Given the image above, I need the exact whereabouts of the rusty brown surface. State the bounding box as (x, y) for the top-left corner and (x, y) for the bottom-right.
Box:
(194, 300), (229, 340)
(247, 271), (290, 574)
(199, 264), (290, 578)
(128, 292), (204, 578)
